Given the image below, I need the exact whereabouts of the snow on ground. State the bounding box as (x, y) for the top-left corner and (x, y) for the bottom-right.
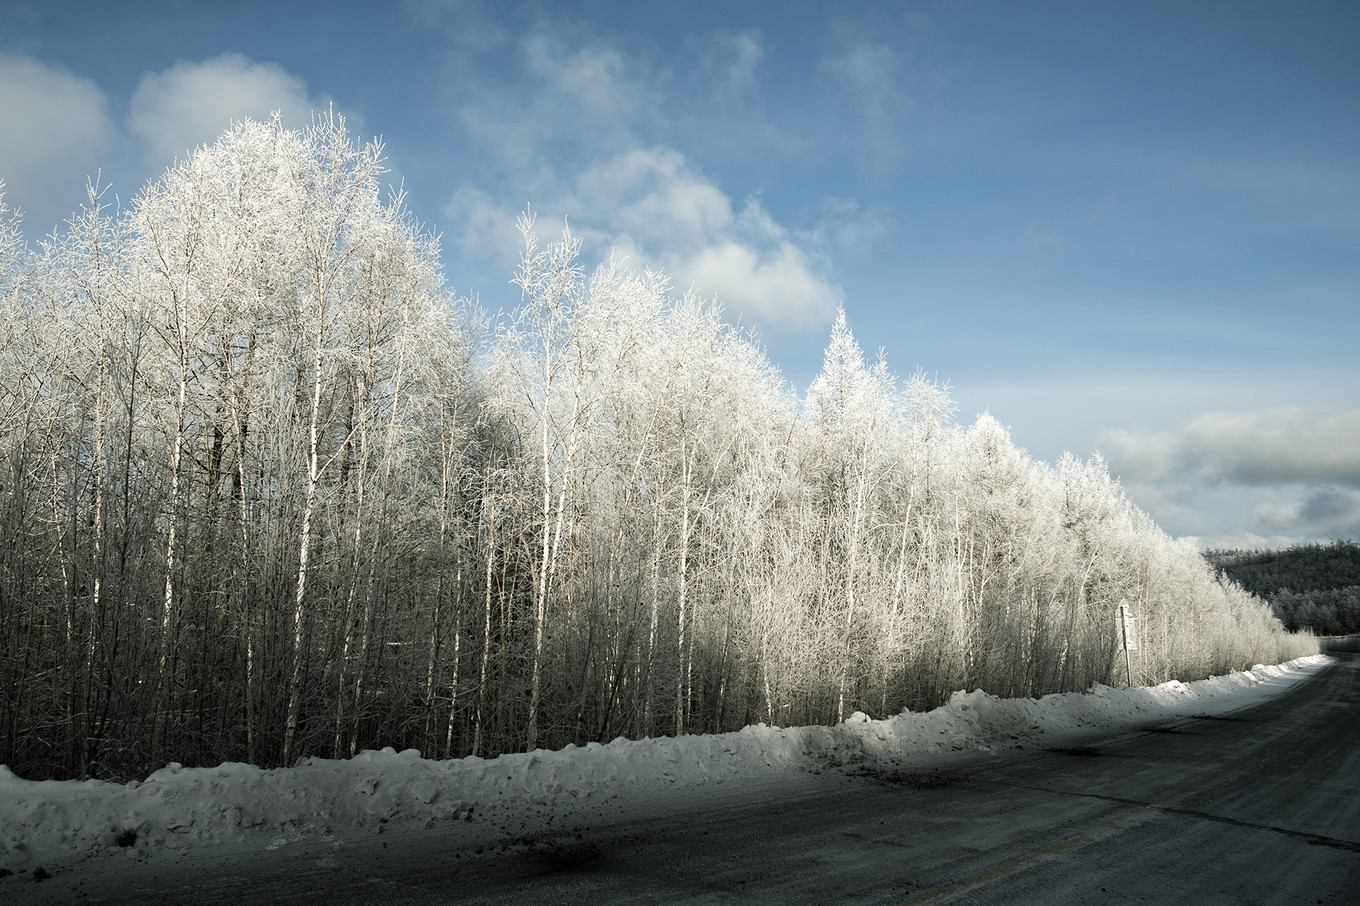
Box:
(0, 656), (1330, 878)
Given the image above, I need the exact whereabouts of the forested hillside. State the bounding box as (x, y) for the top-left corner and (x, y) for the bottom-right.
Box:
(0, 116), (1313, 782)
(1210, 541), (1360, 635)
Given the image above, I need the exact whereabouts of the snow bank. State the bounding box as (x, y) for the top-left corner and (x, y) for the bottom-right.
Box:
(0, 655), (1329, 874)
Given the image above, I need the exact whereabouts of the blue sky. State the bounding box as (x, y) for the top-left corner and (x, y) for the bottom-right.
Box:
(2, 0), (1357, 548)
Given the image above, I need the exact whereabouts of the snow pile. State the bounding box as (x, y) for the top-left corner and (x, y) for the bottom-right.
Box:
(0, 655), (1329, 874)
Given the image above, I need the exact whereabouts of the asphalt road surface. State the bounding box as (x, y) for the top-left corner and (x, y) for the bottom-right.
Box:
(14, 655), (1360, 905)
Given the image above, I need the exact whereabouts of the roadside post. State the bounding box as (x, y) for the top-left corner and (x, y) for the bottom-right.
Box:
(1118, 601), (1137, 688)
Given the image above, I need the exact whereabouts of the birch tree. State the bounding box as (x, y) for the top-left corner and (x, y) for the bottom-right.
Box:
(498, 215), (593, 750)
(0, 131), (1316, 778)
(805, 310), (898, 722)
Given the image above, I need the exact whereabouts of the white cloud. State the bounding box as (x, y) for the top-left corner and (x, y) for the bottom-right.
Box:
(0, 52), (346, 237)
(448, 30), (843, 334)
(522, 35), (641, 125)
(1183, 406), (1360, 485)
(0, 53), (116, 232)
(1101, 404), (1360, 545)
(706, 30), (763, 100)
(565, 146), (839, 329)
(1253, 488), (1360, 532)
(821, 40), (900, 96)
(460, 33), (643, 171)
(128, 53), (331, 167)
(1101, 404), (1360, 487)
(680, 239), (838, 330)
(575, 146), (732, 251)
(1098, 427), (1180, 483)
(816, 23), (931, 171)
(812, 198), (892, 256)
(441, 183), (525, 276)
(1181, 531), (1300, 552)
(818, 37), (911, 147)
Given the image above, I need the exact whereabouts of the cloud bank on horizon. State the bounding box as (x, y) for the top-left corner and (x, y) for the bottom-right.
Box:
(0, 0), (1355, 550)
(1099, 404), (1360, 549)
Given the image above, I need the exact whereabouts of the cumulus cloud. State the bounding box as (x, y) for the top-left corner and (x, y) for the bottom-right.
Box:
(1101, 404), (1360, 544)
(1098, 428), (1179, 483)
(676, 239), (836, 329)
(0, 52), (343, 236)
(460, 34), (644, 173)
(1101, 404), (1360, 487)
(128, 53), (332, 167)
(441, 183), (525, 277)
(570, 147), (839, 328)
(1254, 488), (1360, 531)
(448, 29), (841, 332)
(522, 35), (641, 125)
(575, 146), (732, 250)
(0, 53), (116, 232)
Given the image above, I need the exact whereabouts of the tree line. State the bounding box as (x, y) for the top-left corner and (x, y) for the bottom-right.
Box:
(0, 115), (1314, 781)
(1210, 541), (1360, 636)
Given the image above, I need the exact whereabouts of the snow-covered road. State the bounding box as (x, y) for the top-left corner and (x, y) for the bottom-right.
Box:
(3, 654), (1350, 904)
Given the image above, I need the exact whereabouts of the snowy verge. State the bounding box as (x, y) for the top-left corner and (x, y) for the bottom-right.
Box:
(0, 655), (1330, 875)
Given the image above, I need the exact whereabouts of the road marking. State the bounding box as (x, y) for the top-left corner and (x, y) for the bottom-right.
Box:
(895, 765), (1243, 906)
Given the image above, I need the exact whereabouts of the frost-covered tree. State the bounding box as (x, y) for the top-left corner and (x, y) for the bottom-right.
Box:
(805, 309), (899, 721)
(0, 125), (1314, 782)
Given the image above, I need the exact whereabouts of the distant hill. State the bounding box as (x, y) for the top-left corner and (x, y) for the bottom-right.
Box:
(1208, 541), (1360, 635)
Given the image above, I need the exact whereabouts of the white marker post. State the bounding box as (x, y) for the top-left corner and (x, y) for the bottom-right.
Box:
(1118, 601), (1137, 688)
